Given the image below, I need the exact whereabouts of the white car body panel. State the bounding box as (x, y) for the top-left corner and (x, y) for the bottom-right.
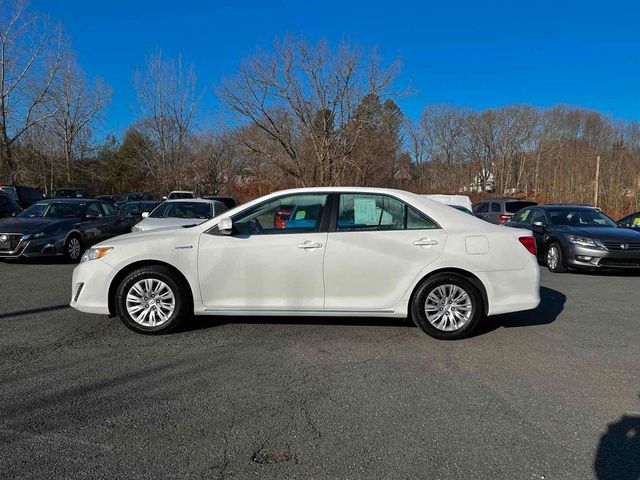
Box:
(71, 187), (540, 320)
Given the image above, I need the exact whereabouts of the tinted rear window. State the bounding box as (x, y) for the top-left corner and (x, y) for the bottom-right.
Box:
(505, 201), (537, 213)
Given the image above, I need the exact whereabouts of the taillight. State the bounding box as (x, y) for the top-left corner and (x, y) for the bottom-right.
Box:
(519, 236), (536, 255)
(498, 214), (511, 223)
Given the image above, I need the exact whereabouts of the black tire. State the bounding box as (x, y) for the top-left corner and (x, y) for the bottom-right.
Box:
(410, 273), (484, 340)
(546, 242), (568, 273)
(64, 234), (83, 262)
(115, 265), (191, 334)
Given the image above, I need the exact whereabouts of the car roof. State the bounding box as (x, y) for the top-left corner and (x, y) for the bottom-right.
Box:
(169, 190), (194, 193)
(538, 204), (597, 210)
(36, 198), (96, 203)
(164, 198), (216, 203)
(123, 200), (159, 204)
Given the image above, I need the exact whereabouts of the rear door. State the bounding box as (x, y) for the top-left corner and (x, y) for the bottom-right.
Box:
(323, 193), (447, 311)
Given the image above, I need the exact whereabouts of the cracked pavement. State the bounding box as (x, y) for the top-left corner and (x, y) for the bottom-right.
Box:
(0, 260), (639, 479)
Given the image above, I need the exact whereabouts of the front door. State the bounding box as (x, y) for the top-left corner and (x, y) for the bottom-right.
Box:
(198, 193), (329, 310)
(323, 193), (447, 310)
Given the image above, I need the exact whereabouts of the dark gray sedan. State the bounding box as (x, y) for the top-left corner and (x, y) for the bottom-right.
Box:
(0, 199), (132, 261)
(506, 205), (640, 272)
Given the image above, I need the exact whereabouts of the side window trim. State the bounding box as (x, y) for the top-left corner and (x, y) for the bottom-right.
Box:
(216, 192), (332, 236)
(328, 192), (441, 232)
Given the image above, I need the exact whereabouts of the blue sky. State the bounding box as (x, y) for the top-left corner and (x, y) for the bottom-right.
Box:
(34, 0), (640, 136)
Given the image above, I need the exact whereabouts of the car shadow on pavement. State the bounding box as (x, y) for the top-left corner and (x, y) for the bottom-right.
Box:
(0, 257), (70, 265)
(178, 315), (410, 333)
(0, 304), (70, 319)
(473, 286), (566, 336)
(594, 410), (640, 480)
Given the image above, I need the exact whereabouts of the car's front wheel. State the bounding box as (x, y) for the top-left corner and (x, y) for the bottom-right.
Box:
(546, 243), (568, 273)
(115, 266), (191, 334)
(64, 235), (83, 262)
(410, 273), (483, 340)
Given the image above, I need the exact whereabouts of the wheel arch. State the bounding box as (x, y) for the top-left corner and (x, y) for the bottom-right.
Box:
(107, 260), (194, 317)
(409, 267), (489, 316)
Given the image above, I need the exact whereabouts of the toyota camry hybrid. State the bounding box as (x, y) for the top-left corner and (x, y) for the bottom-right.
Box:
(70, 187), (541, 339)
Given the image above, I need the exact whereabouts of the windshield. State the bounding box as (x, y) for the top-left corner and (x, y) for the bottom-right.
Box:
(168, 192), (194, 200)
(19, 202), (85, 218)
(122, 202), (158, 214)
(149, 201), (212, 219)
(548, 209), (617, 227)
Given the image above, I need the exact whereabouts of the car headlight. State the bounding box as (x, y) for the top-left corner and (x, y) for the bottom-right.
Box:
(565, 235), (602, 248)
(80, 247), (113, 263)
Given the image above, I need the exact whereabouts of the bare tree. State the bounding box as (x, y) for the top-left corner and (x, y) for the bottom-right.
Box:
(218, 36), (399, 186)
(134, 51), (200, 188)
(0, 0), (62, 182)
(48, 54), (111, 182)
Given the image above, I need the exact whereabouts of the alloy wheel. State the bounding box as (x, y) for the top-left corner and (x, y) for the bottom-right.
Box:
(67, 238), (81, 260)
(424, 284), (473, 331)
(126, 278), (176, 327)
(547, 246), (559, 270)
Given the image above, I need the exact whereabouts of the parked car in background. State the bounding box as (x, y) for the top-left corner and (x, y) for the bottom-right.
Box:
(114, 192), (153, 207)
(131, 199), (227, 232)
(0, 199), (132, 261)
(95, 195), (119, 203)
(164, 190), (195, 200)
(506, 204), (640, 272)
(617, 211), (640, 232)
(51, 187), (89, 198)
(0, 184), (45, 208)
(422, 194), (473, 212)
(71, 187), (540, 339)
(201, 196), (238, 210)
(473, 199), (537, 224)
(119, 200), (161, 226)
(0, 192), (22, 218)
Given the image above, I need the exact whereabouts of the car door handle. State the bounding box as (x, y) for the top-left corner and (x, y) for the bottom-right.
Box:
(413, 238), (438, 247)
(297, 241), (323, 249)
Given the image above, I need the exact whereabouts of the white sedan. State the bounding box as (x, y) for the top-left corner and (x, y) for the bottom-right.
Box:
(70, 187), (540, 339)
(131, 199), (227, 232)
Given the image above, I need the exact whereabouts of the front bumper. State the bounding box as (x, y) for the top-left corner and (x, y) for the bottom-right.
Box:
(70, 259), (117, 315)
(566, 244), (640, 268)
(0, 234), (65, 259)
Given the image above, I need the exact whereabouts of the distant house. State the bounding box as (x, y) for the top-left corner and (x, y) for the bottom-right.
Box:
(461, 169), (494, 193)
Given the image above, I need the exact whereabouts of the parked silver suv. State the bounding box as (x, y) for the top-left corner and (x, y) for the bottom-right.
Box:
(473, 199), (537, 224)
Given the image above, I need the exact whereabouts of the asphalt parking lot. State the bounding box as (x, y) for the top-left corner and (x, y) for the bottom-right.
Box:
(0, 261), (639, 480)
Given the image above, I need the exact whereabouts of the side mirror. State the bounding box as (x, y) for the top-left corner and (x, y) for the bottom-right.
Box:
(141, 212), (150, 219)
(532, 221), (547, 230)
(218, 217), (233, 235)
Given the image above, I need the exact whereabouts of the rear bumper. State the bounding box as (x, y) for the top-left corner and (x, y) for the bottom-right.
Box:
(70, 259), (117, 315)
(566, 244), (640, 269)
(479, 255), (541, 316)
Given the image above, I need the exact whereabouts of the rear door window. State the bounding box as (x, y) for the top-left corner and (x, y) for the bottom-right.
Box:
(337, 194), (405, 231)
(491, 203), (501, 212)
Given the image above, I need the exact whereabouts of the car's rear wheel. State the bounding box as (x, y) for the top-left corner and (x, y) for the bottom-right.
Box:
(115, 266), (191, 334)
(411, 273), (483, 340)
(64, 235), (82, 262)
(546, 243), (568, 273)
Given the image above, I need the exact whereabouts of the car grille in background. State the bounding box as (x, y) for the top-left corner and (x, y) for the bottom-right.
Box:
(603, 241), (640, 251)
(599, 258), (640, 267)
(0, 233), (23, 251)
